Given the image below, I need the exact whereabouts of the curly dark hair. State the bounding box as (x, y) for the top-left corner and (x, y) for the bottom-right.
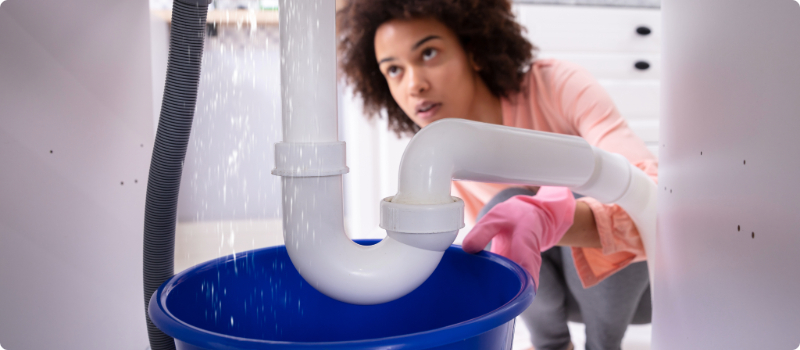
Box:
(337, 0), (536, 137)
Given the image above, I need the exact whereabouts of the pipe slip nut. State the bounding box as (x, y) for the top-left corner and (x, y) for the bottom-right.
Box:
(380, 196), (465, 234)
(272, 142), (349, 177)
(380, 196), (465, 252)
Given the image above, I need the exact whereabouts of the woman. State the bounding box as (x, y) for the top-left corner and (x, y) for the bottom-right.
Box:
(337, 1), (657, 349)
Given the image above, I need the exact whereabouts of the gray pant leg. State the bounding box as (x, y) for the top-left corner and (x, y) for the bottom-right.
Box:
(561, 247), (650, 350)
(522, 247), (572, 350)
(478, 187), (571, 350)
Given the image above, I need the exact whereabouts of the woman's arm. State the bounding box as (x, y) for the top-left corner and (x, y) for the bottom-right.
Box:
(547, 60), (657, 287)
(520, 187), (601, 248)
(557, 201), (601, 248)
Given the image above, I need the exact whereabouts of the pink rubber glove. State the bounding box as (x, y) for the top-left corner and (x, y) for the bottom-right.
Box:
(462, 186), (577, 289)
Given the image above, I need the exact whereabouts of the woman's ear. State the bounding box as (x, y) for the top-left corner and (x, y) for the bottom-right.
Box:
(468, 53), (481, 72)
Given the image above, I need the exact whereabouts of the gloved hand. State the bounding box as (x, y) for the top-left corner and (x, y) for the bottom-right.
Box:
(462, 186), (577, 289)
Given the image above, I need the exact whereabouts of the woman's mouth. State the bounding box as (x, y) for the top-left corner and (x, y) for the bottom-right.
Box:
(416, 102), (442, 120)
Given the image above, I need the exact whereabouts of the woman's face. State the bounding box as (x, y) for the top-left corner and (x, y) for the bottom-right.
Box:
(374, 17), (481, 128)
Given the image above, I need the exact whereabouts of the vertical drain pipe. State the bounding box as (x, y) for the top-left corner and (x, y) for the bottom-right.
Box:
(143, 0), (210, 349)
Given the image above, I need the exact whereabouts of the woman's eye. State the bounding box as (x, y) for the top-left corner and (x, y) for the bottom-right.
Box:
(387, 66), (402, 78)
(422, 48), (438, 61)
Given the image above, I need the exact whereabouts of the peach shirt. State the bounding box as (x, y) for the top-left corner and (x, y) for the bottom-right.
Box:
(451, 59), (658, 288)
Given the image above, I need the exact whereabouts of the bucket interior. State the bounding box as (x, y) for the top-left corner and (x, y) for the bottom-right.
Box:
(156, 241), (530, 344)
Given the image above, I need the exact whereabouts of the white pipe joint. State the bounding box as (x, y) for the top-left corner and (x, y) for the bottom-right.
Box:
(380, 196), (465, 251)
(573, 146), (632, 203)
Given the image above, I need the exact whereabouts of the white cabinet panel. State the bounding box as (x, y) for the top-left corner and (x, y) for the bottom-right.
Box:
(538, 52), (660, 80)
(515, 4), (661, 53)
(515, 4), (662, 149)
(600, 80), (660, 122)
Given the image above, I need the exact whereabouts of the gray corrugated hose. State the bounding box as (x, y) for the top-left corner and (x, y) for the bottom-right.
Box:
(143, 0), (211, 349)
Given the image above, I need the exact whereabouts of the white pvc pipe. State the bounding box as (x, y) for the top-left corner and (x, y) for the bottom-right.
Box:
(614, 168), (657, 289)
(276, 0), (656, 304)
(279, 0), (338, 143)
(392, 119), (597, 205)
(279, 119), (656, 304)
(392, 119), (658, 289)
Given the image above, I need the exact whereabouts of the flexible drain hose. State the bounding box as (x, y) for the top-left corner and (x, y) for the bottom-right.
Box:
(143, 1), (210, 349)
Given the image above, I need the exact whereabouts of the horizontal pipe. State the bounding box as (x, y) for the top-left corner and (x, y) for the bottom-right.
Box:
(393, 118), (657, 289)
(393, 119), (597, 204)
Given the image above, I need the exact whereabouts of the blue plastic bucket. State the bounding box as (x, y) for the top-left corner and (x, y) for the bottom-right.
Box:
(149, 240), (535, 349)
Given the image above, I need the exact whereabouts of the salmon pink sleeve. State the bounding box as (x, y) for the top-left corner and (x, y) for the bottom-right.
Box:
(548, 61), (658, 288)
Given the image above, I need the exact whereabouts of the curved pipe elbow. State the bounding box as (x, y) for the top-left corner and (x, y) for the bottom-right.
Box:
(281, 176), (459, 305)
(285, 232), (449, 305)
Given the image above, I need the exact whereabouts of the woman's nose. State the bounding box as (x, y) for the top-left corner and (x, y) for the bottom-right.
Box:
(407, 67), (429, 96)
